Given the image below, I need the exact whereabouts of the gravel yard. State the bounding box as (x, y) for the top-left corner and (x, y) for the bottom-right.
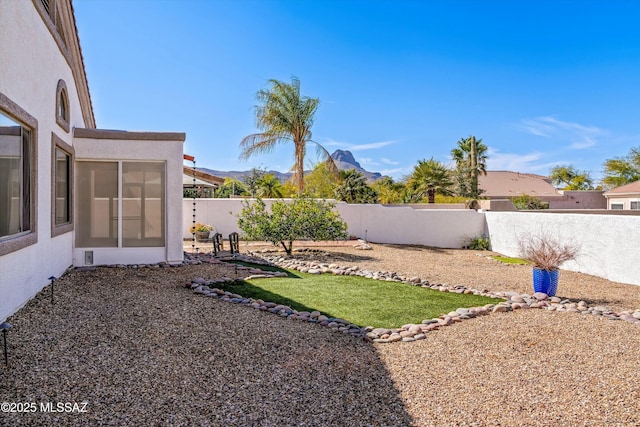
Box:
(1, 242), (640, 426)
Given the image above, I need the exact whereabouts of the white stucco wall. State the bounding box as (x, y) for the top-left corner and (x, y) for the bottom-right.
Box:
(184, 200), (640, 286)
(485, 212), (640, 286)
(336, 203), (486, 247)
(0, 1), (87, 321)
(606, 196), (640, 210)
(74, 136), (184, 266)
(182, 199), (487, 248)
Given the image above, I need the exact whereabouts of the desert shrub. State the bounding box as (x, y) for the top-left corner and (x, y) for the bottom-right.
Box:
(468, 236), (490, 250)
(518, 232), (580, 271)
(512, 194), (548, 210)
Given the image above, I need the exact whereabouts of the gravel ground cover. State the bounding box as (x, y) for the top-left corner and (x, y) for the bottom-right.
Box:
(0, 263), (411, 426)
(240, 241), (640, 312)
(2, 242), (640, 426)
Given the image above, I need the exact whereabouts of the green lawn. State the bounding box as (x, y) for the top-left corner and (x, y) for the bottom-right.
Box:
(219, 262), (500, 328)
(491, 255), (530, 265)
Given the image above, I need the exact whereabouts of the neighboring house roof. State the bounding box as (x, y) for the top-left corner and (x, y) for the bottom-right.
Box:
(478, 171), (562, 199)
(183, 166), (225, 187)
(183, 174), (215, 188)
(603, 180), (640, 197)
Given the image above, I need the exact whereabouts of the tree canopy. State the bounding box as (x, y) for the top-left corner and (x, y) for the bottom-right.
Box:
(237, 198), (348, 255)
(239, 77), (337, 195)
(304, 162), (339, 198)
(602, 147), (640, 188)
(256, 173), (284, 198)
(334, 169), (378, 204)
(215, 178), (247, 198)
(407, 158), (454, 203)
(371, 177), (405, 204)
(549, 165), (594, 190)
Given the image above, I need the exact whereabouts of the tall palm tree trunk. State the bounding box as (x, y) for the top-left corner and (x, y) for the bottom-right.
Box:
(470, 136), (478, 198)
(295, 140), (305, 195)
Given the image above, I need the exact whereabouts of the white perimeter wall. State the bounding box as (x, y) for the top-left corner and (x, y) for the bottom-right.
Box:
(485, 212), (640, 286)
(182, 199), (487, 248)
(184, 199), (640, 286)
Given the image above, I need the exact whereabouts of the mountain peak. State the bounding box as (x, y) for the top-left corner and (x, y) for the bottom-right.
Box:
(199, 149), (384, 184)
(330, 149), (382, 182)
(330, 150), (361, 169)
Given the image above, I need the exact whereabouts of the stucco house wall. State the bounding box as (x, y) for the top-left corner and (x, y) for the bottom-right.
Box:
(0, 0), (90, 322)
(1, 1), (185, 322)
(73, 129), (185, 266)
(606, 197), (640, 210)
(549, 190), (607, 209)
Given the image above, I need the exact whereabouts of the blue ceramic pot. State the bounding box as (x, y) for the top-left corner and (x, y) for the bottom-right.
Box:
(533, 268), (560, 296)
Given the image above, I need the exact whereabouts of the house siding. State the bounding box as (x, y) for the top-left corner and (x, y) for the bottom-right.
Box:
(0, 0), (86, 321)
(1, 1), (184, 322)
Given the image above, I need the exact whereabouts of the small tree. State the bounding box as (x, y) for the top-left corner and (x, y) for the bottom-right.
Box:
(371, 176), (404, 204)
(237, 198), (348, 255)
(215, 178), (248, 198)
(304, 162), (339, 198)
(243, 168), (266, 196)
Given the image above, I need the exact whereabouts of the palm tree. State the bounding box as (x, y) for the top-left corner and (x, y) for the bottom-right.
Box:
(451, 136), (488, 199)
(335, 169), (377, 203)
(407, 158), (454, 203)
(240, 76), (337, 195)
(256, 174), (284, 198)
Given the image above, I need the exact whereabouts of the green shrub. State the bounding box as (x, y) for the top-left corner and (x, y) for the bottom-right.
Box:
(512, 194), (548, 210)
(468, 236), (490, 250)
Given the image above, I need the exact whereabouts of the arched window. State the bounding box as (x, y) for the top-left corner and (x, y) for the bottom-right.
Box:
(56, 79), (70, 132)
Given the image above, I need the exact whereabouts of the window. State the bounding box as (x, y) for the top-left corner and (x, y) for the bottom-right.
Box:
(76, 161), (165, 248)
(35, 0), (67, 47)
(55, 80), (70, 132)
(55, 149), (70, 223)
(611, 203), (624, 210)
(76, 162), (118, 247)
(51, 133), (74, 236)
(122, 162), (165, 247)
(0, 92), (37, 255)
(631, 201), (639, 210)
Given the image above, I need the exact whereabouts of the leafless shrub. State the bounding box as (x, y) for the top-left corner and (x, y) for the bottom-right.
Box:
(518, 232), (580, 271)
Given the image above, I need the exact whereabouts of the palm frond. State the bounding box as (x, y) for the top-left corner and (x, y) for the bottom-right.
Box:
(239, 133), (289, 160)
(310, 140), (339, 177)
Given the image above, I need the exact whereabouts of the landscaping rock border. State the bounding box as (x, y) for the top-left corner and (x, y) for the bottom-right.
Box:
(180, 251), (640, 344)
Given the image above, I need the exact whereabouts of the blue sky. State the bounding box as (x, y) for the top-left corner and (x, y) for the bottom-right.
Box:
(73, 0), (640, 182)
